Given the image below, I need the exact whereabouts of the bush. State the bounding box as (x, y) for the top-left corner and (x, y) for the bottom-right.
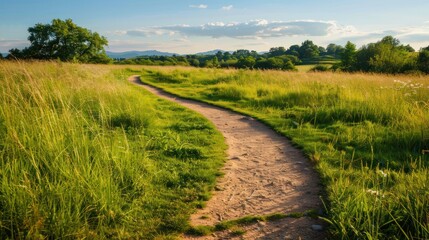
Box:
(309, 65), (330, 72)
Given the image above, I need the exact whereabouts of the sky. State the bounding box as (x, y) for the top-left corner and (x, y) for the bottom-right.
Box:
(1, 0), (429, 54)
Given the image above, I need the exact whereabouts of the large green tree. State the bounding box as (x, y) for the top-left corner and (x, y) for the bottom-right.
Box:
(298, 40), (320, 59)
(326, 43), (345, 57)
(9, 19), (111, 63)
(341, 41), (357, 71)
(353, 36), (416, 73)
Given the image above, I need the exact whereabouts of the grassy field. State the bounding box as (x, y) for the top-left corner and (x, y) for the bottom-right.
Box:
(134, 66), (429, 239)
(0, 62), (226, 239)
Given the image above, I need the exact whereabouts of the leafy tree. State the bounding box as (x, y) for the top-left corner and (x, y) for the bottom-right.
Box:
(215, 51), (223, 61)
(400, 44), (415, 52)
(0, 53), (3, 59)
(211, 56), (220, 68)
(9, 19), (111, 63)
(285, 45), (300, 57)
(190, 59), (200, 67)
(318, 46), (326, 55)
(299, 40), (320, 59)
(268, 47), (286, 57)
(369, 42), (410, 73)
(417, 46), (429, 73)
(223, 51), (232, 61)
(352, 36), (418, 73)
(7, 48), (25, 59)
(233, 49), (251, 58)
(326, 43), (345, 57)
(341, 41), (357, 71)
(236, 56), (255, 69)
(380, 35), (400, 47)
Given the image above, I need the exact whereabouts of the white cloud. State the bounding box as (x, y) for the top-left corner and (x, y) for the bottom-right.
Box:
(189, 4), (207, 9)
(111, 20), (429, 51)
(222, 5), (233, 11)
(0, 39), (29, 52)
(161, 20), (347, 39)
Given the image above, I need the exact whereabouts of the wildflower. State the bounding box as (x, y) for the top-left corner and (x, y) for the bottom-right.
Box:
(366, 189), (385, 198)
(378, 170), (387, 177)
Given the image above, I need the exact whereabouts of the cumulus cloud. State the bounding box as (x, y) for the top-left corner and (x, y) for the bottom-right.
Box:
(189, 4), (207, 9)
(113, 20), (429, 49)
(222, 5), (233, 11)
(160, 20), (347, 39)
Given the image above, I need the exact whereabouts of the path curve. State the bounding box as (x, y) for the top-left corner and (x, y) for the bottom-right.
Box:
(129, 76), (326, 239)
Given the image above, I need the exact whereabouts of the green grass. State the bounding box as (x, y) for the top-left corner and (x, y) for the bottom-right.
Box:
(135, 66), (429, 239)
(0, 62), (226, 239)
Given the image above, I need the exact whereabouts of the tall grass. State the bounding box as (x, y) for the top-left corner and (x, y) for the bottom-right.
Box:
(138, 66), (429, 239)
(0, 62), (226, 238)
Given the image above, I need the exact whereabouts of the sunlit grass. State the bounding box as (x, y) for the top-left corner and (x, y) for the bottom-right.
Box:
(0, 61), (226, 238)
(137, 66), (429, 239)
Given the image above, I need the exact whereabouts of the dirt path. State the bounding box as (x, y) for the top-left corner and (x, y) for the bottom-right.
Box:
(129, 76), (327, 239)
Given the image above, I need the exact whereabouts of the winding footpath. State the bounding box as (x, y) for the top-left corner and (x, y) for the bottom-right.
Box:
(129, 76), (326, 239)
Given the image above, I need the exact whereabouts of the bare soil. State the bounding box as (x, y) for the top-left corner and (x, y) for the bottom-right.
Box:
(129, 76), (327, 240)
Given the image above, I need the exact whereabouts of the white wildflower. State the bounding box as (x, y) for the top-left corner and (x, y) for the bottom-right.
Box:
(378, 170), (387, 177)
(366, 189), (385, 197)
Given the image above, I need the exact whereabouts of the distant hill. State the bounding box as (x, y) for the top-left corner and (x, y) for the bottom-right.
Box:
(107, 50), (177, 59)
(195, 49), (233, 55)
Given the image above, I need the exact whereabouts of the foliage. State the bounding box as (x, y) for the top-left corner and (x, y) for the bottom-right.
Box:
(418, 46), (429, 73)
(346, 36), (418, 74)
(326, 43), (345, 57)
(7, 19), (111, 63)
(299, 40), (320, 59)
(340, 41), (357, 71)
(0, 62), (226, 238)
(139, 66), (429, 239)
(309, 64), (330, 72)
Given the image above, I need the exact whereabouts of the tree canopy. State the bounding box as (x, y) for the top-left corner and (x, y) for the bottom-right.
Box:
(418, 46), (429, 73)
(347, 36), (417, 74)
(8, 19), (111, 63)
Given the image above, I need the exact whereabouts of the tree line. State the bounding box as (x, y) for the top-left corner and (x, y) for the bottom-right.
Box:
(2, 19), (428, 74)
(338, 36), (429, 74)
(114, 41), (343, 71)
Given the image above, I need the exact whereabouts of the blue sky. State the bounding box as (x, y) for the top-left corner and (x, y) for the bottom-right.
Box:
(1, 0), (429, 54)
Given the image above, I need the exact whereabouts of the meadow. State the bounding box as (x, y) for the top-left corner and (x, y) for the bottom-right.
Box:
(0, 62), (226, 239)
(134, 66), (429, 239)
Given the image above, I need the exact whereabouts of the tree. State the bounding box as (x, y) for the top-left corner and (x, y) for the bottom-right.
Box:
(268, 47), (286, 57)
(380, 36), (400, 47)
(299, 40), (320, 59)
(190, 59), (200, 67)
(236, 56), (255, 69)
(417, 46), (429, 73)
(326, 43), (345, 57)
(318, 46), (326, 55)
(9, 19), (111, 63)
(0, 53), (3, 59)
(340, 41), (357, 71)
(285, 45), (300, 57)
(233, 49), (251, 58)
(211, 56), (220, 68)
